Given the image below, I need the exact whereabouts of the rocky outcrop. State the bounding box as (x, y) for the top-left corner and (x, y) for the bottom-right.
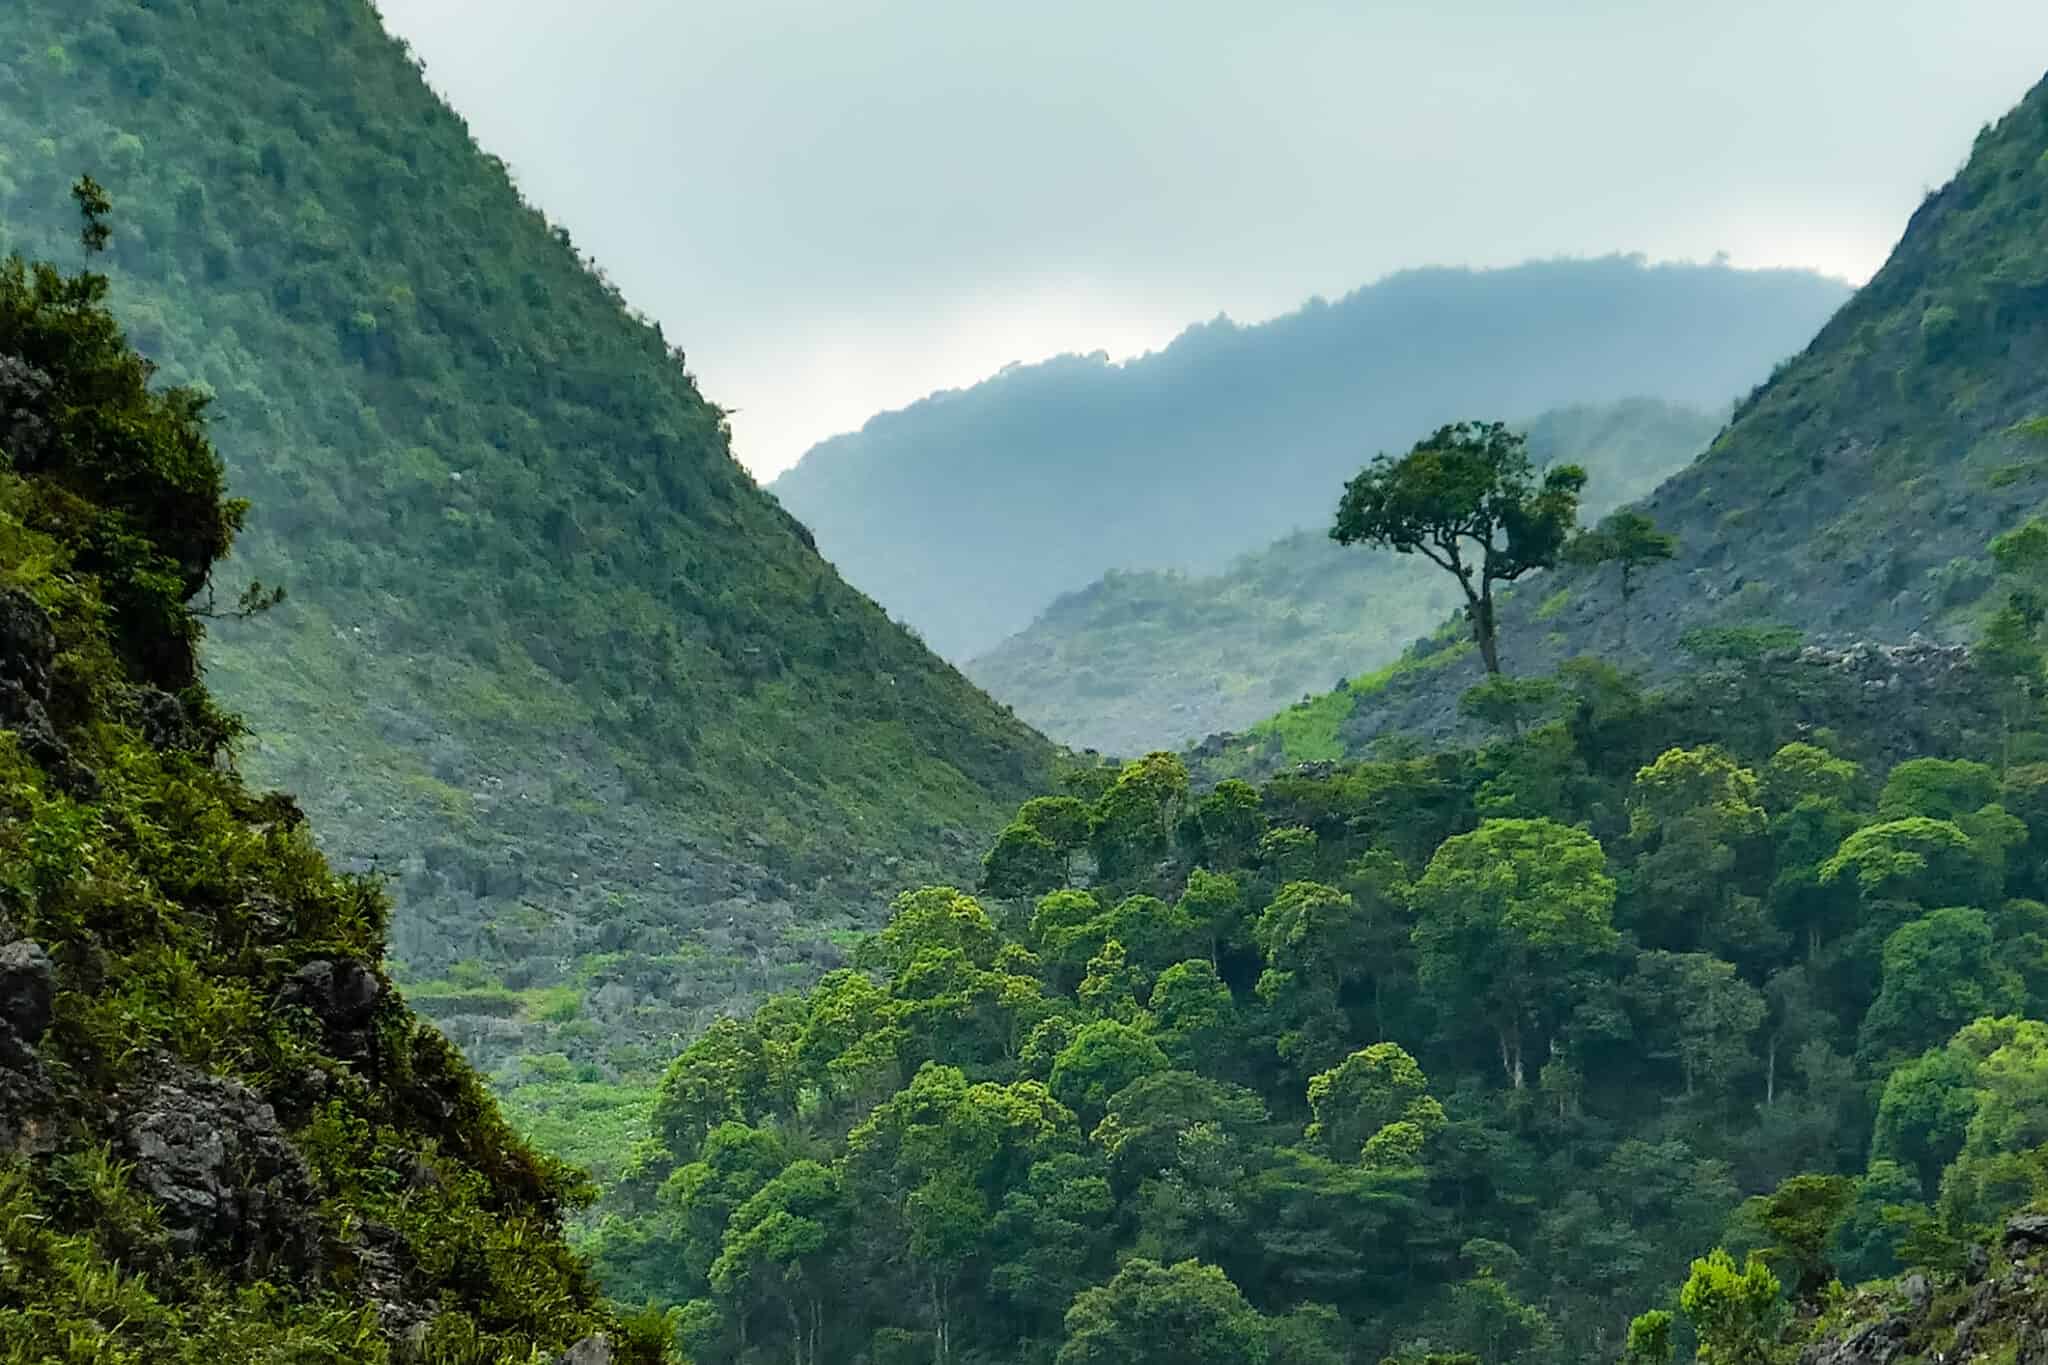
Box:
(277, 957), (384, 1064)
(0, 588), (89, 792)
(1798, 1213), (2048, 1365)
(558, 1337), (614, 1365)
(0, 935), (57, 1156)
(119, 1065), (320, 1278)
(0, 937), (54, 1045)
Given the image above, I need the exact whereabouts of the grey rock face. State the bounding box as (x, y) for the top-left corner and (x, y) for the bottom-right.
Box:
(0, 588), (89, 792)
(557, 1335), (612, 1365)
(2007, 1211), (2048, 1251)
(0, 937), (57, 1158)
(0, 938), (55, 1045)
(121, 1066), (320, 1276)
(1799, 1314), (1909, 1365)
(278, 957), (384, 1061)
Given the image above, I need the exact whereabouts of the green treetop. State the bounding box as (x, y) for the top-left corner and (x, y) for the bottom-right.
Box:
(1331, 420), (1586, 675)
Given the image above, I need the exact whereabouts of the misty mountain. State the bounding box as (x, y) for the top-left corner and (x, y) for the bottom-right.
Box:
(1221, 72), (2048, 774)
(772, 257), (1851, 659)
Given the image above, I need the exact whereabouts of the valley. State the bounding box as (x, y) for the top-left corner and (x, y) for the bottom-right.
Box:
(6, 6), (2048, 1364)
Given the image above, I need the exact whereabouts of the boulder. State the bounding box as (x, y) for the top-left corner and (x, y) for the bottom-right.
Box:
(2007, 1212), (2048, 1251)
(0, 938), (55, 1045)
(122, 1065), (320, 1277)
(277, 958), (384, 1062)
(557, 1336), (612, 1365)
(0, 589), (86, 789)
(1799, 1314), (1909, 1365)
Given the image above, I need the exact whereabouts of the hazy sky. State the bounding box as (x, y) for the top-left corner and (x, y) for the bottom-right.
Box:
(371, 1), (2048, 479)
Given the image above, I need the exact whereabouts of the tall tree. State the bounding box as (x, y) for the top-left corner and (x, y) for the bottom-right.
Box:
(1057, 1259), (1269, 1365)
(1411, 819), (1619, 1087)
(1331, 420), (1587, 675)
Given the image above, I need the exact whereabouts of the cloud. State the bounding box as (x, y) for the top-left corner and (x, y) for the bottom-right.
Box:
(373, 0), (2048, 477)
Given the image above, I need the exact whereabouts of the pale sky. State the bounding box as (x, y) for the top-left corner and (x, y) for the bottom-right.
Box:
(370, 0), (2048, 480)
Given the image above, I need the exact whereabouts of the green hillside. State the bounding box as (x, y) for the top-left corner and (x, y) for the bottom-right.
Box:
(969, 399), (1721, 755)
(1238, 70), (2048, 771)
(773, 258), (1848, 660)
(0, 216), (667, 1360)
(0, 0), (1053, 1115)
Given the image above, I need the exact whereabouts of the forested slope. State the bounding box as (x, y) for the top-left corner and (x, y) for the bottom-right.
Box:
(0, 212), (665, 1360)
(591, 623), (2048, 1365)
(584, 72), (2048, 1365)
(772, 259), (1847, 659)
(969, 399), (1720, 754)
(0, 0), (1053, 1123)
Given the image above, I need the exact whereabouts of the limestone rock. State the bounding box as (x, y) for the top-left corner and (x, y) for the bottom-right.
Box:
(278, 957), (384, 1061)
(121, 1065), (320, 1277)
(0, 938), (55, 1045)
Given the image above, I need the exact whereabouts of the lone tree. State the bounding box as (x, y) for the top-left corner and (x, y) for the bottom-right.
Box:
(1567, 509), (1677, 649)
(1332, 421), (1586, 676)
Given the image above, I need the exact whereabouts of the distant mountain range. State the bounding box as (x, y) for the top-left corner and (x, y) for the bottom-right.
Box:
(772, 257), (1852, 660)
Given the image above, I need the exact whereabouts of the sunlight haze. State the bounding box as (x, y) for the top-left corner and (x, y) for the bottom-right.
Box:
(372, 0), (2048, 477)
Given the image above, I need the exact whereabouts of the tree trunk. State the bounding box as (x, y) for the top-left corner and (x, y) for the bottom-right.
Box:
(1765, 1035), (1777, 1107)
(1474, 590), (1503, 676)
(932, 1276), (950, 1365)
(1497, 1020), (1524, 1089)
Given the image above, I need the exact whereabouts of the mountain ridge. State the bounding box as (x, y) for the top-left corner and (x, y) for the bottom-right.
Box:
(1204, 73), (2048, 776)
(772, 255), (1851, 659)
(968, 397), (1724, 754)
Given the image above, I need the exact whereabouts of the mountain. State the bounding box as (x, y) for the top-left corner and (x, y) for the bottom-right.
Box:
(585, 77), (2048, 1357)
(0, 1), (1053, 1121)
(1226, 69), (2048, 772)
(771, 258), (1851, 660)
(968, 398), (1722, 754)
(0, 227), (664, 1358)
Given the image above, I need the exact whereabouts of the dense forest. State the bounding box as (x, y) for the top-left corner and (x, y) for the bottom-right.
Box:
(772, 259), (1846, 660)
(0, 189), (663, 1360)
(969, 400), (1720, 755)
(0, 0), (1057, 1158)
(585, 604), (2048, 1364)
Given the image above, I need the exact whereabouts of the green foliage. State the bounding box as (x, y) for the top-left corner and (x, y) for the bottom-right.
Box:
(0, 229), (657, 1358)
(594, 622), (2048, 1364)
(1332, 420), (1589, 675)
(1626, 1309), (1675, 1365)
(1411, 818), (1618, 1087)
(1057, 1259), (1270, 1365)
(1679, 1249), (1781, 1365)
